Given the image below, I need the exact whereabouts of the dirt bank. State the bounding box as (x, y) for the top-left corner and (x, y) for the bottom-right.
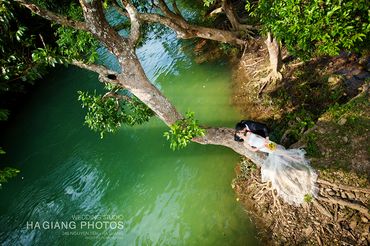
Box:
(230, 42), (370, 245)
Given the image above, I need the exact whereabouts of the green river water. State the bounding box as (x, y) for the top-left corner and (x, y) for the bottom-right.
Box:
(0, 15), (260, 246)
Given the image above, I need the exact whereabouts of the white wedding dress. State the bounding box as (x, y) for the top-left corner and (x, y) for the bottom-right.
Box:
(245, 133), (317, 205)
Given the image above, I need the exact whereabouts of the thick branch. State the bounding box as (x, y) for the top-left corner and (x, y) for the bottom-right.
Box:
(172, 1), (185, 20)
(112, 1), (128, 17)
(138, 13), (246, 46)
(71, 60), (120, 85)
(157, 0), (178, 19)
(111, 0), (247, 46)
(16, 0), (88, 31)
(222, 0), (240, 30)
(124, 2), (141, 45)
(193, 127), (265, 165)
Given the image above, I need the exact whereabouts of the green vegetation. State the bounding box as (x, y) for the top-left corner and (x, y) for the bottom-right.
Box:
(0, 148), (20, 187)
(1, 0), (368, 189)
(254, 0), (369, 58)
(163, 112), (205, 150)
(304, 194), (313, 203)
(78, 89), (154, 138)
(305, 133), (321, 158)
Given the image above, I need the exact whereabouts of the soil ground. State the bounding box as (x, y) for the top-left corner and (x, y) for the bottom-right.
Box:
(229, 39), (370, 245)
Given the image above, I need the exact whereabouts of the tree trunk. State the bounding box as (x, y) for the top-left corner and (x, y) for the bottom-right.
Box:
(222, 0), (240, 30)
(265, 32), (282, 80)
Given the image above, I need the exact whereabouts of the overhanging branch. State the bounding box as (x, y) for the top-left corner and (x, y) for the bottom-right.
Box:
(71, 60), (121, 85)
(124, 2), (141, 45)
(193, 127), (265, 165)
(15, 0), (88, 31)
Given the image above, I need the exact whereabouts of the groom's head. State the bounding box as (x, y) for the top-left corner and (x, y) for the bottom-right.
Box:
(235, 122), (246, 131)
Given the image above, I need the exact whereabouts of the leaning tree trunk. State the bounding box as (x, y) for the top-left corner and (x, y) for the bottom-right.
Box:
(265, 32), (282, 81)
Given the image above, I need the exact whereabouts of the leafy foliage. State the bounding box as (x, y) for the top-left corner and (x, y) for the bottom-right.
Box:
(304, 194), (313, 203)
(0, 109), (9, 121)
(78, 90), (154, 138)
(163, 111), (205, 150)
(0, 0), (49, 84)
(56, 27), (99, 63)
(202, 0), (217, 7)
(0, 149), (20, 188)
(254, 0), (370, 58)
(0, 167), (20, 187)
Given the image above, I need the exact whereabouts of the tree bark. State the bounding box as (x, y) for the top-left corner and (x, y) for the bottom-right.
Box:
(112, 1), (247, 46)
(265, 32), (282, 80)
(221, 0), (256, 32)
(221, 0), (240, 30)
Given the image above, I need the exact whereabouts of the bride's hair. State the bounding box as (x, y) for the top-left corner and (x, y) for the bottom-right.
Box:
(234, 131), (244, 142)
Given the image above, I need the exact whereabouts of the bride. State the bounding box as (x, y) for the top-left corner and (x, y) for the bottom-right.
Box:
(235, 130), (317, 205)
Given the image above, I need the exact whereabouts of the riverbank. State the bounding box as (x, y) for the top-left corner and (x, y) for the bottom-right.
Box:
(230, 41), (370, 245)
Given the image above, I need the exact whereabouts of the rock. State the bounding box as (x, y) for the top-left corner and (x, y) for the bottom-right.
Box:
(350, 220), (357, 230)
(328, 191), (335, 196)
(341, 192), (347, 199)
(338, 118), (347, 125)
(361, 217), (369, 223)
(304, 226), (313, 236)
(343, 136), (349, 143)
(328, 75), (344, 86)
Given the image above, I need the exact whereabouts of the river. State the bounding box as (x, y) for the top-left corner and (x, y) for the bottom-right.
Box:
(0, 7), (260, 246)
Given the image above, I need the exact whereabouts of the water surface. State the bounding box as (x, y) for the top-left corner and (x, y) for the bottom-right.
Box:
(0, 21), (259, 246)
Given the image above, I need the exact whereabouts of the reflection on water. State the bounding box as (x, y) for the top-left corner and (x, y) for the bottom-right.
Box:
(0, 8), (260, 246)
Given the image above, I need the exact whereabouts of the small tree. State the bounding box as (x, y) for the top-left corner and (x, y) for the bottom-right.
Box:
(254, 0), (369, 60)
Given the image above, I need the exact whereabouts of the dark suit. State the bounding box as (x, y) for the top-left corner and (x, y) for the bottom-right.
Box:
(240, 120), (269, 138)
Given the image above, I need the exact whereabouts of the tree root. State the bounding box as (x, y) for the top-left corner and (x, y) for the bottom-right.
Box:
(316, 195), (370, 219)
(312, 200), (333, 219)
(242, 58), (265, 68)
(317, 178), (370, 194)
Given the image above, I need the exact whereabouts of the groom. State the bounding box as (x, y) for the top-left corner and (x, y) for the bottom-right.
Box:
(234, 120), (269, 142)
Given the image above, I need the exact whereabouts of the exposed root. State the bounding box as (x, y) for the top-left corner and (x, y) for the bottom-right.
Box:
(317, 195), (370, 219)
(312, 200), (333, 219)
(233, 158), (370, 245)
(317, 178), (370, 194)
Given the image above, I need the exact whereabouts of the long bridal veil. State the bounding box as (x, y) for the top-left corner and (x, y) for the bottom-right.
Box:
(262, 144), (318, 205)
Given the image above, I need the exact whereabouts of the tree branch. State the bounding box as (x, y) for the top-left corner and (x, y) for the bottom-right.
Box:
(157, 0), (177, 19)
(112, 1), (128, 17)
(103, 91), (132, 102)
(124, 2), (141, 46)
(193, 127), (266, 165)
(15, 0), (88, 31)
(172, 1), (185, 21)
(71, 60), (121, 85)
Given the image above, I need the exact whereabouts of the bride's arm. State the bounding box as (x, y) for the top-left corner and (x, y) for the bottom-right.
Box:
(243, 142), (260, 152)
(237, 133), (260, 152)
